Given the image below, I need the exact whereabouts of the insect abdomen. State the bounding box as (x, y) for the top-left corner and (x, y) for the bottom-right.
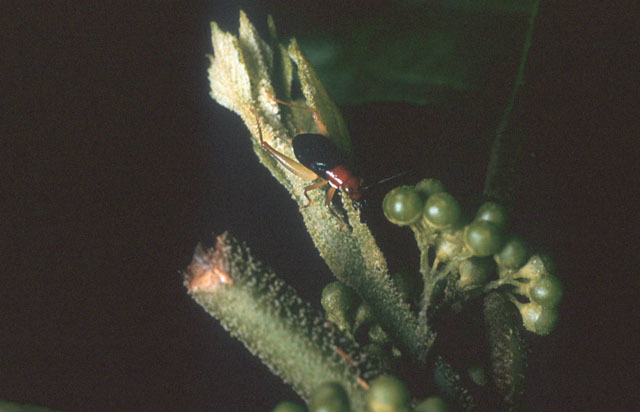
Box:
(292, 133), (343, 176)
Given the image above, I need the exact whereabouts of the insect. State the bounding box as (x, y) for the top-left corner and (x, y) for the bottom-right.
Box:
(252, 92), (364, 224)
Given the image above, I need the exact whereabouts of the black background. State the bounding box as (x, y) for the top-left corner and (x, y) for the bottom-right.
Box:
(3, 1), (637, 411)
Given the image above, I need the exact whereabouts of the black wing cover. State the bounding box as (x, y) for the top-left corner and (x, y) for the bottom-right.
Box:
(292, 133), (344, 175)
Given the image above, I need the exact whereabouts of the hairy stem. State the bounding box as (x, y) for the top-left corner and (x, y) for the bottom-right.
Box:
(207, 12), (431, 364)
(185, 233), (383, 409)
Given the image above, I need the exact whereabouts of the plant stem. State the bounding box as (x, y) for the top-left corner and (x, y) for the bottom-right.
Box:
(185, 233), (382, 409)
(483, 0), (541, 202)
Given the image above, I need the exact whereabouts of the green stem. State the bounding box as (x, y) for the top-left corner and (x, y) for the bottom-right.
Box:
(420, 260), (459, 321)
(207, 12), (430, 365)
(483, 0), (541, 202)
(0, 400), (64, 412)
(346, 202), (432, 364)
(185, 233), (382, 409)
(483, 291), (526, 408)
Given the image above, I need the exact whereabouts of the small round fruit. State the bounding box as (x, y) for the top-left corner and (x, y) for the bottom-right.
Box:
(383, 186), (424, 226)
(495, 236), (529, 270)
(529, 275), (563, 308)
(322, 282), (357, 333)
(272, 401), (306, 412)
(457, 257), (494, 289)
(368, 324), (390, 344)
(414, 178), (445, 199)
(519, 302), (559, 335)
(475, 201), (508, 229)
(464, 221), (504, 257)
(321, 282), (356, 318)
(423, 192), (461, 229)
(353, 303), (376, 342)
(467, 364), (487, 386)
(309, 382), (350, 412)
(414, 396), (450, 412)
(366, 375), (411, 412)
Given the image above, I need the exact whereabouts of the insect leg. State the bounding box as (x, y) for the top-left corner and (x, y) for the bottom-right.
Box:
(265, 90), (330, 137)
(324, 186), (345, 229)
(303, 180), (329, 207)
(250, 109), (319, 181)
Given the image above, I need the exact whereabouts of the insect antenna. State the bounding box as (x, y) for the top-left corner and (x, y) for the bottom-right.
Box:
(361, 170), (411, 192)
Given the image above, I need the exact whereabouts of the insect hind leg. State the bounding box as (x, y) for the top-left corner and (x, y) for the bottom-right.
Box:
(265, 90), (329, 137)
(303, 180), (329, 207)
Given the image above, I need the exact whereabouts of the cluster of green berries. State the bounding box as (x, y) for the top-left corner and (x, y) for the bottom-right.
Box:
(509, 255), (563, 335)
(382, 179), (563, 335)
(320, 263), (425, 360)
(273, 375), (449, 412)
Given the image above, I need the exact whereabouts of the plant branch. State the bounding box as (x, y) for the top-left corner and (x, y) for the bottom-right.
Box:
(483, 0), (541, 202)
(185, 233), (383, 409)
(207, 11), (431, 363)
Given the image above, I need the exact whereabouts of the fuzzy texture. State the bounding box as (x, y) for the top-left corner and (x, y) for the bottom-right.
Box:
(483, 291), (526, 410)
(207, 11), (430, 362)
(433, 356), (476, 411)
(185, 233), (384, 409)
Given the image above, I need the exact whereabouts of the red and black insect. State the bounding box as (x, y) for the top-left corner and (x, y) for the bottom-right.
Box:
(252, 93), (364, 223)
(252, 92), (407, 225)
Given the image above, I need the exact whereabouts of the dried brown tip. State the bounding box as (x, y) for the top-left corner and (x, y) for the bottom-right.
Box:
(184, 242), (233, 293)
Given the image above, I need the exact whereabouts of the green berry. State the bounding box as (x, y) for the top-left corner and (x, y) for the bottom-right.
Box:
(414, 178), (445, 200)
(368, 323), (390, 344)
(463, 221), (504, 257)
(321, 282), (357, 331)
(321, 282), (356, 313)
(272, 401), (307, 412)
(495, 236), (529, 270)
(383, 186), (424, 226)
(529, 275), (563, 308)
(414, 396), (450, 412)
(475, 201), (508, 229)
(353, 302), (375, 331)
(457, 257), (494, 289)
(519, 302), (559, 335)
(309, 382), (350, 412)
(467, 364), (487, 386)
(366, 375), (411, 412)
(423, 192), (461, 229)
